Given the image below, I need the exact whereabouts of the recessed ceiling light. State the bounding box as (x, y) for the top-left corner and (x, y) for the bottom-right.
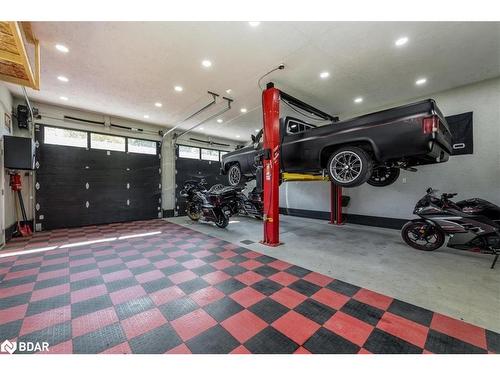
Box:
(199, 127), (204, 130)
(240, 108), (247, 113)
(415, 78), (427, 86)
(319, 71), (330, 79)
(226, 89), (232, 94)
(59, 96), (68, 101)
(248, 22), (261, 27)
(201, 60), (212, 68)
(55, 44), (69, 53)
(354, 97), (363, 103)
(217, 119), (223, 123)
(235, 135), (241, 138)
(174, 86), (183, 92)
(154, 102), (162, 107)
(57, 75), (69, 82)
(395, 37), (409, 47)
(143, 115), (150, 119)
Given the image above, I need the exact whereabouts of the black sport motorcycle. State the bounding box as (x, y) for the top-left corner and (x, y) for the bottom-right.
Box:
(402, 188), (500, 268)
(179, 179), (240, 228)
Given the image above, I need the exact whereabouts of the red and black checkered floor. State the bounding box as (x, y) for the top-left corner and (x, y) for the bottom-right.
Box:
(0, 219), (498, 354)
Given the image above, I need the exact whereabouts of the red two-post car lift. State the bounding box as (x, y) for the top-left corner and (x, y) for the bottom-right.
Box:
(261, 82), (343, 247)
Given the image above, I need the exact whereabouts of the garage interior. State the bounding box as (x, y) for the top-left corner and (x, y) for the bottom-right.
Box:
(0, 21), (499, 355)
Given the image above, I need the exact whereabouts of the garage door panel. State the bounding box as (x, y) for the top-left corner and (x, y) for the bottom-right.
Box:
(36, 145), (90, 168)
(35, 124), (161, 230)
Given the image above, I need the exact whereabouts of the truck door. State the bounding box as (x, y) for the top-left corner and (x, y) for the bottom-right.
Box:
(281, 119), (310, 172)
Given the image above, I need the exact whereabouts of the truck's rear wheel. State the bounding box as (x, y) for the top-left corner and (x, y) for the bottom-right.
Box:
(327, 146), (373, 187)
(367, 166), (400, 187)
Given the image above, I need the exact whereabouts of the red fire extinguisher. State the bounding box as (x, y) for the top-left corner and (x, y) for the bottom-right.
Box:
(9, 172), (32, 237)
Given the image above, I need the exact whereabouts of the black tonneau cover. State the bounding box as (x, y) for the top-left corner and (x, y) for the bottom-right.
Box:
(328, 99), (449, 131)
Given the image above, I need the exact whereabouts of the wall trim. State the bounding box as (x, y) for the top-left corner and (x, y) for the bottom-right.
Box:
(279, 207), (406, 230)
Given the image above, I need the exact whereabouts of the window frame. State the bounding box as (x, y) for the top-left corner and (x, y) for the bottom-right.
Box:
(40, 124), (159, 155)
(43, 125), (88, 148)
(90, 132), (126, 152)
(178, 145), (201, 160)
(201, 148), (220, 162)
(177, 144), (231, 162)
(127, 137), (158, 155)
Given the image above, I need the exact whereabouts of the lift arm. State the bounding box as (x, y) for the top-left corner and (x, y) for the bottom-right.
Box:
(175, 96), (233, 139)
(163, 91), (219, 137)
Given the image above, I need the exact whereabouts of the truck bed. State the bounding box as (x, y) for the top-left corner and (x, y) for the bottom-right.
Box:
(325, 99), (449, 139)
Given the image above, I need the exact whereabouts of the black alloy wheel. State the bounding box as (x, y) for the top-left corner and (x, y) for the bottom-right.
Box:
(367, 166), (401, 187)
(327, 146), (373, 187)
(401, 221), (445, 251)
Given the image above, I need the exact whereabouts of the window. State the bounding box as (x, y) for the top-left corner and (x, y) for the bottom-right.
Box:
(219, 151), (228, 161)
(201, 148), (219, 161)
(90, 133), (126, 152)
(286, 119), (316, 134)
(44, 126), (87, 148)
(178, 145), (200, 159)
(128, 138), (157, 155)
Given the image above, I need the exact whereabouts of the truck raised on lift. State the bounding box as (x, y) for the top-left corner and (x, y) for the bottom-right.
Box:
(221, 99), (452, 188)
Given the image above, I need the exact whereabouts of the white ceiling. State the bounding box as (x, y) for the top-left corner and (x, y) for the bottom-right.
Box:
(7, 21), (500, 142)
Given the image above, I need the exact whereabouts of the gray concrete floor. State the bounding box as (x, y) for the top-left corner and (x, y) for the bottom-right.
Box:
(167, 215), (500, 333)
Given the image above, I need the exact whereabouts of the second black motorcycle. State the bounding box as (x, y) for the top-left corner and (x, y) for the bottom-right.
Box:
(235, 186), (263, 220)
(179, 179), (240, 228)
(401, 188), (500, 268)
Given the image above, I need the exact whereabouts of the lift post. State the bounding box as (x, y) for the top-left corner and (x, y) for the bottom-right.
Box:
(330, 183), (344, 225)
(261, 83), (281, 246)
(261, 82), (340, 247)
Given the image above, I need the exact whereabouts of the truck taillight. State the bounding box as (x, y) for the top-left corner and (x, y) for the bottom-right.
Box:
(422, 116), (438, 134)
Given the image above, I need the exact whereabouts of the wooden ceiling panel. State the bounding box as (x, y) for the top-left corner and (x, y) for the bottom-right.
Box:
(0, 21), (40, 89)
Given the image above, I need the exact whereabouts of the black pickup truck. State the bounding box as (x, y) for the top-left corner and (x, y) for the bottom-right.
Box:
(221, 99), (452, 188)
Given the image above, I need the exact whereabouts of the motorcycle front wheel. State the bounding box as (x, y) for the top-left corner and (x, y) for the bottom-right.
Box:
(215, 214), (229, 229)
(186, 202), (202, 221)
(401, 220), (445, 251)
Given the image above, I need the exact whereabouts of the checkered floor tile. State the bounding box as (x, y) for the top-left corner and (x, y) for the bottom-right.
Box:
(0, 219), (498, 354)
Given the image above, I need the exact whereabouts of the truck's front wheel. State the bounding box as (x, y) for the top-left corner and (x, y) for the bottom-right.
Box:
(327, 146), (373, 187)
(227, 164), (243, 186)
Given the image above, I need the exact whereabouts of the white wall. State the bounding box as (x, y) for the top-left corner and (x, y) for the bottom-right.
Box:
(280, 77), (500, 219)
(0, 84), (13, 245)
(0, 85), (31, 243)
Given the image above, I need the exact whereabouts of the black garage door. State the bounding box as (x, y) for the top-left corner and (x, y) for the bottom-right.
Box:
(35, 124), (161, 230)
